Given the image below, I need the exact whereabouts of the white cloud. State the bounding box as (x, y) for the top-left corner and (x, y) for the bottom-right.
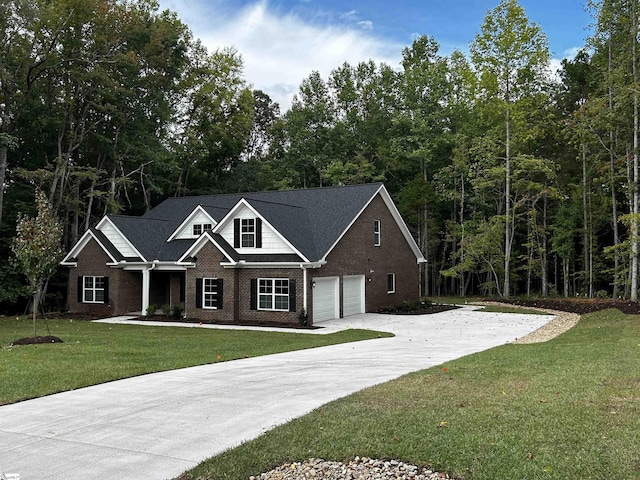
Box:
(547, 46), (586, 83)
(563, 46), (583, 59)
(340, 9), (358, 20)
(158, 0), (402, 111)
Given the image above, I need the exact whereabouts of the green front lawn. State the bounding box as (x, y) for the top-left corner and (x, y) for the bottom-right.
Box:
(180, 308), (640, 480)
(0, 317), (392, 405)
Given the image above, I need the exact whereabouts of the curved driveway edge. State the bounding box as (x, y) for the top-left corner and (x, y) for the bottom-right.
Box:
(0, 306), (553, 480)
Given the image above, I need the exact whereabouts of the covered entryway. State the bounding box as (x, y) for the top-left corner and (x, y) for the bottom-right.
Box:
(312, 276), (339, 322)
(342, 275), (365, 317)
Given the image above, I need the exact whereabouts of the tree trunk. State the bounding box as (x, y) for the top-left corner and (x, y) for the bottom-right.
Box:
(460, 171), (466, 297)
(32, 286), (40, 338)
(608, 23), (621, 298)
(632, 0), (639, 302)
(504, 107), (511, 298)
(84, 176), (96, 233)
(422, 162), (429, 297)
(582, 144), (590, 296)
(542, 195), (549, 296)
(70, 181), (80, 247)
(0, 146), (7, 227)
(526, 210), (532, 296)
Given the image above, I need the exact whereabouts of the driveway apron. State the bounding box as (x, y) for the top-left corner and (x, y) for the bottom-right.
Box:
(0, 307), (552, 480)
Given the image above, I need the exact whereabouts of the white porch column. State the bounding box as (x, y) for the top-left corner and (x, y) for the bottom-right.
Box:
(141, 267), (151, 315)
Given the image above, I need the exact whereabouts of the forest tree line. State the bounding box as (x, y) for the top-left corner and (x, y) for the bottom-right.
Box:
(0, 0), (638, 312)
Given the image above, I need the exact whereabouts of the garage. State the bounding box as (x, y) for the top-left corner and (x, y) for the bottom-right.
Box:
(342, 275), (365, 317)
(312, 277), (339, 322)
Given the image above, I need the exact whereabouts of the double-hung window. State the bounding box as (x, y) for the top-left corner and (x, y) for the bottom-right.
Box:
(84, 276), (105, 303)
(196, 278), (223, 309)
(203, 278), (219, 309)
(241, 219), (256, 247)
(258, 278), (289, 311)
(374, 220), (381, 246)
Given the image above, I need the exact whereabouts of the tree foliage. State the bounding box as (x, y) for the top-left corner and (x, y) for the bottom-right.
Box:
(5, 0), (640, 309)
(11, 190), (64, 334)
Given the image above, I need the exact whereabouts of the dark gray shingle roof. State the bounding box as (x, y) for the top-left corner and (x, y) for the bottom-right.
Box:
(114, 183), (383, 262)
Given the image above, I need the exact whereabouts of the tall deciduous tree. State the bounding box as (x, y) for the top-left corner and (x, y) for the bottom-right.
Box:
(174, 45), (253, 195)
(11, 190), (64, 337)
(470, 0), (550, 298)
(0, 0), (58, 227)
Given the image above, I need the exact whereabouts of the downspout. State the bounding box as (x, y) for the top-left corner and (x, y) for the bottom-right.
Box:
(301, 265), (308, 314)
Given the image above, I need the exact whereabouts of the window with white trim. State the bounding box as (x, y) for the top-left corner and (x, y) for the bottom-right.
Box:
(387, 273), (395, 294)
(258, 278), (289, 311)
(241, 219), (256, 247)
(193, 223), (213, 236)
(203, 278), (219, 309)
(374, 220), (381, 246)
(84, 276), (105, 303)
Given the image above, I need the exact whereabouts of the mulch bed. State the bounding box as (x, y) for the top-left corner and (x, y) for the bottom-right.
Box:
(502, 298), (640, 315)
(11, 335), (64, 346)
(376, 304), (460, 315)
(138, 315), (322, 330)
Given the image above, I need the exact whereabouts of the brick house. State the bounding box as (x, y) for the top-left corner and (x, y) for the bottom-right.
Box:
(61, 183), (426, 325)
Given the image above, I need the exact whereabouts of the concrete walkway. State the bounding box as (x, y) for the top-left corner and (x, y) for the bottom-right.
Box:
(0, 306), (553, 480)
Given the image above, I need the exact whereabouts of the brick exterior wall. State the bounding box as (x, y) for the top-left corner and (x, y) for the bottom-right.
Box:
(67, 190), (419, 325)
(185, 242), (236, 322)
(67, 238), (142, 315)
(185, 241), (303, 325)
(311, 193), (420, 319)
(237, 268), (303, 324)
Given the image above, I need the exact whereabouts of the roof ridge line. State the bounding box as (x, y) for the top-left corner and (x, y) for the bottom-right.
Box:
(242, 197), (304, 208)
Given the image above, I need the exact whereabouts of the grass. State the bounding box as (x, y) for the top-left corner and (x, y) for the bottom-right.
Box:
(179, 308), (640, 480)
(0, 317), (392, 405)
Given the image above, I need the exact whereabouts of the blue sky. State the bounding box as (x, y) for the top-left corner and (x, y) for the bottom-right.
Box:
(158, 0), (592, 110)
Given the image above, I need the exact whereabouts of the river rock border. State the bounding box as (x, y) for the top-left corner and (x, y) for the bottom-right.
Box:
(253, 457), (453, 480)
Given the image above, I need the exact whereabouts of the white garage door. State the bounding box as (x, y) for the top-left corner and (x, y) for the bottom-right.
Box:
(343, 275), (365, 317)
(313, 277), (339, 322)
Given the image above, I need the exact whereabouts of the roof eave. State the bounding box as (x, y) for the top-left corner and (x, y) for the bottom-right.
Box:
(221, 261), (326, 269)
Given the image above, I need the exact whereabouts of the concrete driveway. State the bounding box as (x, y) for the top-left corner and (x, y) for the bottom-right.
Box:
(0, 306), (553, 480)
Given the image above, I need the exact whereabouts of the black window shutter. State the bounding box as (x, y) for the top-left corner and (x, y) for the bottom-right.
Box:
(196, 278), (203, 308)
(216, 278), (224, 309)
(77, 276), (83, 303)
(250, 278), (257, 310)
(289, 279), (296, 312)
(256, 218), (262, 248)
(234, 218), (240, 248)
(103, 277), (109, 303)
(179, 275), (185, 302)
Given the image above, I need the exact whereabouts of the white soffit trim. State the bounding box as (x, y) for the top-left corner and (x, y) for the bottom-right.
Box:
(214, 198), (310, 263)
(96, 216), (147, 262)
(166, 205), (217, 242)
(60, 228), (118, 265)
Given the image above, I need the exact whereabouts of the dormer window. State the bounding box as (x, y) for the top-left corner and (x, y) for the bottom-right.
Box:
(234, 218), (263, 248)
(193, 223), (213, 236)
(241, 219), (256, 247)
